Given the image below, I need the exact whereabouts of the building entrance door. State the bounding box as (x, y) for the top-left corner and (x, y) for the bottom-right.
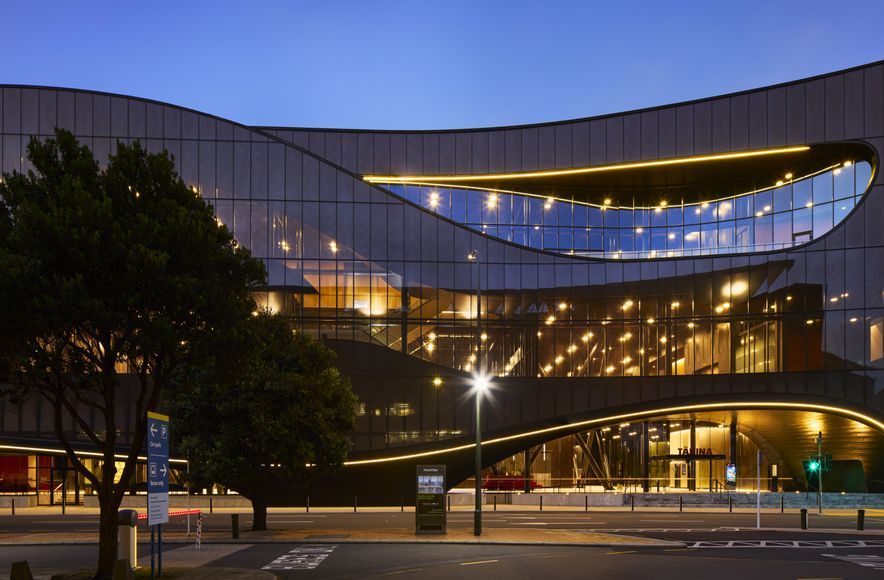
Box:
(670, 461), (687, 489)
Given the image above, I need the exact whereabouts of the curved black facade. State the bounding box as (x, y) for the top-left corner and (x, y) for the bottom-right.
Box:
(1, 60), (883, 502)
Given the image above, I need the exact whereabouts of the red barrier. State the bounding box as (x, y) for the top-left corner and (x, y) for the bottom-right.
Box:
(136, 509), (202, 520)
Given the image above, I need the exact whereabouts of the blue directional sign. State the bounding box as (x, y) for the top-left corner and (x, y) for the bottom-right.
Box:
(147, 411), (169, 525)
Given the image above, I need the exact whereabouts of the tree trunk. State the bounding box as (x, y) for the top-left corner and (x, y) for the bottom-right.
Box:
(252, 498), (268, 531)
(96, 497), (121, 579)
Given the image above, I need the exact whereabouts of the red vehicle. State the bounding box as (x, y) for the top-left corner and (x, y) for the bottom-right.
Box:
(482, 476), (542, 491)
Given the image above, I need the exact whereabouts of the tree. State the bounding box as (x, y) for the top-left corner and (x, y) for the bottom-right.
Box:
(0, 130), (265, 578)
(172, 312), (357, 531)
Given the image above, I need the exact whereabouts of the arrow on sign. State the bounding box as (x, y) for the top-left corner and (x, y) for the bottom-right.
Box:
(150, 423), (158, 437)
(160, 464), (167, 477)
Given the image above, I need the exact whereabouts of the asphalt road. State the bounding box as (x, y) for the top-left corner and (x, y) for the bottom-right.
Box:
(3, 542), (884, 579)
(1, 509), (880, 536)
(2, 510), (883, 578)
(219, 543), (884, 579)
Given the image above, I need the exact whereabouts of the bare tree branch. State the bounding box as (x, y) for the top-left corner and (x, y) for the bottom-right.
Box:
(51, 395), (100, 490)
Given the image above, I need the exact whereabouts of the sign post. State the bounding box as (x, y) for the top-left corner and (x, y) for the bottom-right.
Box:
(415, 465), (446, 535)
(147, 411), (170, 578)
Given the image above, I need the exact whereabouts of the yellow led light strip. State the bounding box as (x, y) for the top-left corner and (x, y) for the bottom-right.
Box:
(385, 162), (843, 212)
(0, 443), (188, 465)
(363, 146), (811, 184)
(342, 400), (884, 466)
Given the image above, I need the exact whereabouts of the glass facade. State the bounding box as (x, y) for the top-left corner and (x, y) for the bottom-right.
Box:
(487, 420), (769, 493)
(378, 160), (872, 259)
(1, 67), (883, 492)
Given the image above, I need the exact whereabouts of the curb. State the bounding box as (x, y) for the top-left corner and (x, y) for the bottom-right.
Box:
(2, 527), (881, 547)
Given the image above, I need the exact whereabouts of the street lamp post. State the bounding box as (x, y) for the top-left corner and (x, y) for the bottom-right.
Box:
(474, 376), (485, 536)
(468, 250), (484, 537)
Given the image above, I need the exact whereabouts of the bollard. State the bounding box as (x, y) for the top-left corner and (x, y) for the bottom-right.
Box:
(209, 496), (213, 514)
(401, 496), (404, 512)
(585, 496), (588, 512)
(306, 496), (310, 513)
(631, 494), (635, 512)
(800, 508), (808, 529)
(10, 561), (32, 580)
(231, 514), (239, 539)
(780, 495), (784, 514)
(729, 496), (733, 513)
(354, 497), (357, 513)
(117, 509), (138, 571)
(858, 509), (865, 531)
(540, 495), (543, 511)
(447, 495), (451, 512)
(493, 496), (497, 511)
(679, 496), (683, 512)
(10, 498), (14, 516)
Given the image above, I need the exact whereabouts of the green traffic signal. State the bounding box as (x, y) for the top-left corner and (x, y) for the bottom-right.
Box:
(808, 460), (820, 472)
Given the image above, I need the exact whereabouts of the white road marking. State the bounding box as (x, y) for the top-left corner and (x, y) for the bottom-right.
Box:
(461, 559), (498, 566)
(262, 544), (337, 570)
(822, 553), (884, 570)
(691, 540), (884, 549)
(512, 522), (548, 525)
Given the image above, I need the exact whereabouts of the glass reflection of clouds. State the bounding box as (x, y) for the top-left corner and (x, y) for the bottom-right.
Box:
(378, 160), (871, 259)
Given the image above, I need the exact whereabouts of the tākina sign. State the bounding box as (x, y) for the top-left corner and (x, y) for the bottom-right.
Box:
(676, 447), (715, 456)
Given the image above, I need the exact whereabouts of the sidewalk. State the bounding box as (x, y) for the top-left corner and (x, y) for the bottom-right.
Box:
(3, 505), (881, 550)
(0, 527), (679, 548)
(27, 545), (273, 580)
(5, 505), (884, 515)
(5, 521), (884, 549)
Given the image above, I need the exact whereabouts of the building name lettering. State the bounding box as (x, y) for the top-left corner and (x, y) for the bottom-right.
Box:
(677, 447), (714, 456)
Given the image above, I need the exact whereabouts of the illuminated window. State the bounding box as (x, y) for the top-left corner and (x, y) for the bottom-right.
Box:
(872, 318), (884, 363)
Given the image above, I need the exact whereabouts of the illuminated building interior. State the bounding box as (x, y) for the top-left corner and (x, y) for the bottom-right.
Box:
(257, 144), (880, 384)
(481, 409), (883, 493)
(375, 157), (871, 259)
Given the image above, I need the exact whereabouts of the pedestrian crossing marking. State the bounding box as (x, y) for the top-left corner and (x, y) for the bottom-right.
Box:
(690, 539), (884, 549)
(262, 544), (338, 570)
(822, 553), (884, 570)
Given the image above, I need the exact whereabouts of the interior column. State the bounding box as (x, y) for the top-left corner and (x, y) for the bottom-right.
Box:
(689, 420), (697, 491)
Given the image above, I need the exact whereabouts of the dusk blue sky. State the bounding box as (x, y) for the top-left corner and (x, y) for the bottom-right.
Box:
(4, 1), (883, 130)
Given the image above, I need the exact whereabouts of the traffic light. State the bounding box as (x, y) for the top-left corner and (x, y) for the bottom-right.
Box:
(808, 459), (820, 472)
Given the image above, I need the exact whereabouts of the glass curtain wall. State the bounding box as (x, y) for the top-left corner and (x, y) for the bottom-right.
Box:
(379, 160), (871, 259)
